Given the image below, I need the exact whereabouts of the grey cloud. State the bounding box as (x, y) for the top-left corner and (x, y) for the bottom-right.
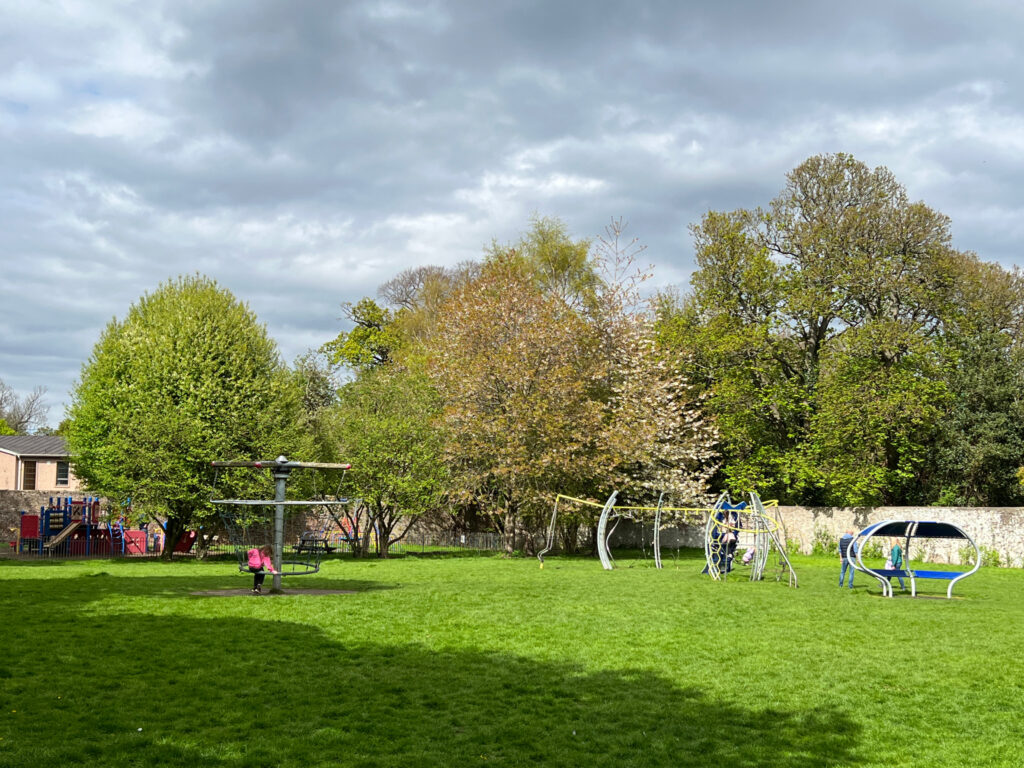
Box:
(1, 0), (1023, 422)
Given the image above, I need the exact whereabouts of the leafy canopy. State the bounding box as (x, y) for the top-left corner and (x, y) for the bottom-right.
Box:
(66, 275), (301, 533)
(661, 153), (1023, 506)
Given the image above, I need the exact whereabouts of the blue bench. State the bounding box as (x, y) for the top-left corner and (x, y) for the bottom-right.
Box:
(865, 567), (971, 597)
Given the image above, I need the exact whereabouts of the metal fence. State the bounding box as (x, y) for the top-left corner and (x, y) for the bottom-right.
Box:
(388, 530), (502, 555)
(3, 529), (505, 561)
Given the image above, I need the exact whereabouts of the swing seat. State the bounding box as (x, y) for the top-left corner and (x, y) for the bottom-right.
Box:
(236, 559), (320, 576)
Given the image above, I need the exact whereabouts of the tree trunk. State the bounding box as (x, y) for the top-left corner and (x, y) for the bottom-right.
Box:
(377, 508), (419, 559)
(376, 516), (393, 559)
(501, 499), (518, 556)
(360, 503), (376, 557)
(162, 517), (187, 561)
(344, 503), (368, 558)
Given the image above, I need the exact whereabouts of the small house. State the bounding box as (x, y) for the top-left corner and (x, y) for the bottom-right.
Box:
(0, 436), (81, 492)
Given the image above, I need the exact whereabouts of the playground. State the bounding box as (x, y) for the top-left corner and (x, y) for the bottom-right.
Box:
(1, 552), (1021, 767)
(15, 497), (196, 558)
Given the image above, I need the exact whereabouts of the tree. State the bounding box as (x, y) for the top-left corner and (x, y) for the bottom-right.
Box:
(65, 275), (302, 555)
(923, 257), (1024, 505)
(326, 367), (447, 557)
(663, 153), (997, 505)
(428, 251), (608, 552)
(488, 214), (600, 310)
(428, 218), (717, 552)
(320, 298), (400, 371)
(0, 379), (49, 433)
(0, 418), (15, 436)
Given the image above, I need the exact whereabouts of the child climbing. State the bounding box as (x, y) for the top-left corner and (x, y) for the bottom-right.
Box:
(247, 544), (277, 594)
(742, 546), (756, 566)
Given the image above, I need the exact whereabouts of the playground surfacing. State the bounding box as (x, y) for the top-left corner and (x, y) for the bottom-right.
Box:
(190, 587), (357, 597)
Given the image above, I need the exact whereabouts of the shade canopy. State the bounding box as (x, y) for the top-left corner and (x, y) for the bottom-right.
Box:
(853, 519), (980, 598)
(857, 520), (970, 541)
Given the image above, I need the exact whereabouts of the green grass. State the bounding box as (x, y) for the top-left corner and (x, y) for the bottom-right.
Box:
(1, 551), (1023, 767)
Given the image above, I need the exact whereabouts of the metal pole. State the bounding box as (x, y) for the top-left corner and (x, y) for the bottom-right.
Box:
(272, 455), (289, 592)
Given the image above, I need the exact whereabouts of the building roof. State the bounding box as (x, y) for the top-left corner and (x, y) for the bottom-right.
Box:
(0, 435), (69, 458)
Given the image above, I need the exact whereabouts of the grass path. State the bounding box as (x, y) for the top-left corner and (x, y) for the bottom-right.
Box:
(1, 552), (1022, 767)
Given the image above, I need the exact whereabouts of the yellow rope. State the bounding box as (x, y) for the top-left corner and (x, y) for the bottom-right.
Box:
(554, 494), (711, 514)
(553, 493), (784, 533)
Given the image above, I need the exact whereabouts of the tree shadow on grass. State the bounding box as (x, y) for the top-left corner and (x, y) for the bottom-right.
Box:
(1, 610), (863, 768)
(0, 572), (396, 607)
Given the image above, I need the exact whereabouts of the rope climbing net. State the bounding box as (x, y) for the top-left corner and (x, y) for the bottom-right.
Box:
(538, 489), (798, 587)
(703, 491), (797, 587)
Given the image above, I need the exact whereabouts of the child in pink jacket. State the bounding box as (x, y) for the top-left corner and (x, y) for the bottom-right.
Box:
(247, 545), (277, 594)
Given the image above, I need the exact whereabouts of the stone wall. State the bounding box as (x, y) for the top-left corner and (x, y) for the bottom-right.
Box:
(0, 491), (58, 545)
(608, 506), (1024, 567)
(776, 506), (1024, 567)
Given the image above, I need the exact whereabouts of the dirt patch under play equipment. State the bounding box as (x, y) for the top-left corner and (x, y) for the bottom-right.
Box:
(190, 588), (357, 597)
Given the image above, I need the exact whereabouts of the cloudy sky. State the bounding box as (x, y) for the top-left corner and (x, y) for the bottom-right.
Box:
(2, 0), (1022, 426)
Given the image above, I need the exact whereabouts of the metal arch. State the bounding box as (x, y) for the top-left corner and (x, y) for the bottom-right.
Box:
(595, 491), (619, 571)
(703, 492), (730, 581)
(945, 526), (982, 598)
(855, 519), (982, 599)
(604, 514), (624, 568)
(856, 521), (899, 597)
(749, 491), (797, 587)
(653, 492), (665, 570)
(537, 495), (562, 567)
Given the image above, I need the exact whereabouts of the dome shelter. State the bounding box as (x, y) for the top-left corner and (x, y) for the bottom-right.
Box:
(852, 520), (980, 599)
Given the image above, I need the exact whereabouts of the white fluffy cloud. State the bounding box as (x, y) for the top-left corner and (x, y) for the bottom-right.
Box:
(1, 0), (1022, 424)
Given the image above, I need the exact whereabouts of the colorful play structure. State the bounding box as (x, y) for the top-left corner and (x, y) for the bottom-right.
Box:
(18, 497), (149, 556)
(852, 520), (980, 599)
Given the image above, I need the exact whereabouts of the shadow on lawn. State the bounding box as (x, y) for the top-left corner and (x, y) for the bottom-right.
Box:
(1, 608), (863, 767)
(0, 571), (396, 604)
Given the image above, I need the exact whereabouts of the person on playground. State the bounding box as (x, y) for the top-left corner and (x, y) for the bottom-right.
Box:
(721, 508), (740, 572)
(838, 529), (856, 588)
(742, 545), (756, 566)
(247, 544), (277, 594)
(887, 538), (906, 591)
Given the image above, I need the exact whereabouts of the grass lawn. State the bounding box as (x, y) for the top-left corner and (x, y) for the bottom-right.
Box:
(1, 550), (1022, 767)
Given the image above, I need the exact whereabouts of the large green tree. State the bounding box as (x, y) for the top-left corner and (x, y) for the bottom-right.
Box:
(924, 258), (1024, 505)
(66, 275), (302, 553)
(662, 153), (1020, 505)
(326, 367), (447, 557)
